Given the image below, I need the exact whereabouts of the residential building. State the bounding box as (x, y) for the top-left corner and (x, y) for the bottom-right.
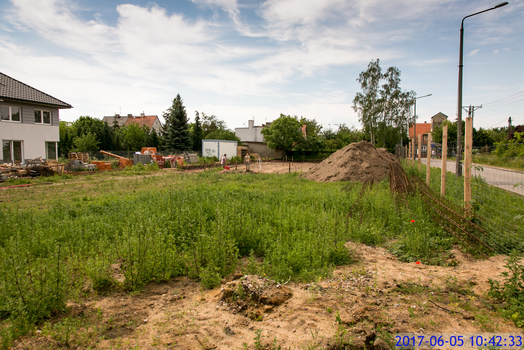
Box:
(408, 112), (449, 158)
(234, 119), (283, 158)
(103, 113), (163, 134)
(1, 72), (72, 164)
(431, 112), (448, 131)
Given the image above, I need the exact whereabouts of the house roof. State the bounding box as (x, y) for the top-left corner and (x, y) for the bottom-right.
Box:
(124, 115), (159, 129)
(0, 72), (72, 108)
(409, 122), (432, 139)
(431, 112), (448, 120)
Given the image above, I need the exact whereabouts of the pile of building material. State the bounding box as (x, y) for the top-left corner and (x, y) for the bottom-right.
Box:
(68, 152), (89, 162)
(67, 152), (97, 171)
(183, 152), (199, 164)
(301, 141), (400, 183)
(90, 161), (113, 171)
(0, 158), (58, 182)
(99, 150), (133, 168)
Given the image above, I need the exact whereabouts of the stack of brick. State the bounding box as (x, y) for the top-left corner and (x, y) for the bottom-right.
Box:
(91, 161), (112, 171)
(68, 152), (89, 162)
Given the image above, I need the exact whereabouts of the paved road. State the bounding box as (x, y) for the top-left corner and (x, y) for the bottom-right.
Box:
(415, 158), (524, 196)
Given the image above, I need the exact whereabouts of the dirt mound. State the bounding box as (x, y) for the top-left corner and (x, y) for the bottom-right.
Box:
(219, 275), (293, 320)
(301, 140), (399, 183)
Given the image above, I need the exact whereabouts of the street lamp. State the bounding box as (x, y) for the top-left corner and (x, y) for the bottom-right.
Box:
(412, 93), (432, 160)
(456, 1), (509, 177)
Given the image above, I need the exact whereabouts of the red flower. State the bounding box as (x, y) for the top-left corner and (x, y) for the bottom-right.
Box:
(416, 261), (421, 265)
(410, 220), (415, 223)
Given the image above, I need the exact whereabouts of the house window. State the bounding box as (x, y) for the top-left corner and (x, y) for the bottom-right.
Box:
(35, 110), (51, 124)
(0, 106), (21, 122)
(2, 140), (23, 164)
(46, 142), (57, 160)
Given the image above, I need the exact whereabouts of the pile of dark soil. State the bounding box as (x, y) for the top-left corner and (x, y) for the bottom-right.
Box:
(301, 140), (399, 183)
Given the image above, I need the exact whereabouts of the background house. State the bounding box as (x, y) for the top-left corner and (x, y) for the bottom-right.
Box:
(1, 72), (72, 164)
(234, 119), (283, 158)
(409, 112), (448, 158)
(103, 113), (162, 134)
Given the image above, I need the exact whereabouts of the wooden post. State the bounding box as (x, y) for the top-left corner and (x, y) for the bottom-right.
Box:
(441, 125), (448, 197)
(426, 132), (432, 186)
(411, 138), (415, 166)
(464, 117), (473, 210)
(417, 134), (422, 170)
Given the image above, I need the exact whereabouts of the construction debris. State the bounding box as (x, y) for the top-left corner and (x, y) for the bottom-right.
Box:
(99, 150), (134, 168)
(0, 158), (60, 182)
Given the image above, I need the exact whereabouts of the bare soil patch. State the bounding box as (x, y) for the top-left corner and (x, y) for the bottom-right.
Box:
(12, 243), (518, 350)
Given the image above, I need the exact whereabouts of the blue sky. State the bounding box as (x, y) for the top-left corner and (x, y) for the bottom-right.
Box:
(1, 0), (523, 132)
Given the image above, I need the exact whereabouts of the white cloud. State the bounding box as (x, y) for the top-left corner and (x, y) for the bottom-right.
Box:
(468, 49), (480, 56)
(7, 0), (117, 53)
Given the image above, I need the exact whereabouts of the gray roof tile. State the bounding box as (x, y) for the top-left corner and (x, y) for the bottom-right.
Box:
(0, 72), (72, 108)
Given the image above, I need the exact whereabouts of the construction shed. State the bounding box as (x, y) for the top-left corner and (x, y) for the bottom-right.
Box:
(202, 140), (237, 159)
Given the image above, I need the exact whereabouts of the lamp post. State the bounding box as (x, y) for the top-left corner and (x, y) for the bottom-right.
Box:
(456, 1), (508, 177)
(412, 94), (432, 160)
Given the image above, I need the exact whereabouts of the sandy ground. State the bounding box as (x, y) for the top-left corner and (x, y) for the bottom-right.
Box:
(12, 244), (519, 350)
(9, 163), (522, 350)
(227, 161), (315, 175)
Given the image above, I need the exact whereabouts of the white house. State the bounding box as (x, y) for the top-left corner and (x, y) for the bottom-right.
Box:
(234, 119), (283, 158)
(1, 72), (72, 164)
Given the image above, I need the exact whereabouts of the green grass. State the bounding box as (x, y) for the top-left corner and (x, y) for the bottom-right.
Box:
(0, 168), (454, 349)
(472, 153), (524, 171)
(404, 161), (524, 255)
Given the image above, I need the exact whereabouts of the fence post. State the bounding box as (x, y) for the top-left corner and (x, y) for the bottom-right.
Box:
(417, 134), (422, 170)
(464, 116), (473, 210)
(441, 125), (448, 197)
(411, 138), (415, 166)
(426, 132), (432, 186)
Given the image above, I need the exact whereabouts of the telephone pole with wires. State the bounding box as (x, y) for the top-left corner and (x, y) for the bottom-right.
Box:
(462, 105), (482, 123)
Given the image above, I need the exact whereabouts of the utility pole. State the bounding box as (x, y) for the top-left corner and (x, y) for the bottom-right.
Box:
(508, 117), (512, 139)
(462, 105), (482, 122)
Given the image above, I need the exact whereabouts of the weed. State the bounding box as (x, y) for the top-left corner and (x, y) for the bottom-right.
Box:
(488, 250), (524, 327)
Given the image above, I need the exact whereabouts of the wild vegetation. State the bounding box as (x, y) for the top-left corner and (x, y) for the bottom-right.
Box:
(0, 166), (462, 347)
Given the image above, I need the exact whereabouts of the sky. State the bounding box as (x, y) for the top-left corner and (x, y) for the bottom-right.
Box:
(1, 0), (523, 133)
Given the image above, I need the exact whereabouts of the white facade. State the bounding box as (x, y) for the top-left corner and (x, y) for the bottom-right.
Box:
(202, 140), (237, 159)
(1, 122), (59, 162)
(235, 120), (265, 142)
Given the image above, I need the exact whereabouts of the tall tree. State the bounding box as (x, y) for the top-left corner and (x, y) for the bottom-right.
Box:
(353, 59), (382, 145)
(163, 94), (192, 152)
(353, 59), (414, 151)
(191, 111), (203, 152)
(200, 112), (227, 137)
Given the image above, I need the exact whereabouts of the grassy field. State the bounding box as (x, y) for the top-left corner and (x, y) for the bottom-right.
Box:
(0, 166), (459, 347)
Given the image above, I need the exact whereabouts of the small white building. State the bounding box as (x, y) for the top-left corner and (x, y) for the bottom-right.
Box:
(202, 140), (237, 159)
(1, 72), (72, 164)
(234, 119), (265, 143)
(234, 119), (283, 158)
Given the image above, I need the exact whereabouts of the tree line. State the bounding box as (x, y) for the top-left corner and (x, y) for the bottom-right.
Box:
(59, 94), (240, 156)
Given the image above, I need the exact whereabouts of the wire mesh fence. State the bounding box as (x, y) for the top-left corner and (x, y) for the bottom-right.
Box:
(400, 141), (524, 255)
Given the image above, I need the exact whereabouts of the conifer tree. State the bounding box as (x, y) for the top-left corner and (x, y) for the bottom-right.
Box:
(163, 94), (192, 152)
(191, 111), (203, 152)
